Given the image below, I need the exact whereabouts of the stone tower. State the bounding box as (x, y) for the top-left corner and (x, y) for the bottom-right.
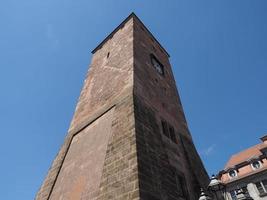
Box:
(36, 13), (209, 200)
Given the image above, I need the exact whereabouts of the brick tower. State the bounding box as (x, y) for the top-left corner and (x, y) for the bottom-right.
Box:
(36, 13), (209, 200)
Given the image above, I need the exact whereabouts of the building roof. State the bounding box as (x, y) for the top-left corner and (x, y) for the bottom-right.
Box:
(91, 12), (170, 57)
(225, 142), (267, 169)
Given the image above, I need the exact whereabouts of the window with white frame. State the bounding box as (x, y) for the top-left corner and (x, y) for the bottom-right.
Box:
(230, 190), (237, 200)
(229, 187), (250, 200)
(251, 160), (261, 170)
(228, 170), (237, 178)
(255, 180), (267, 195)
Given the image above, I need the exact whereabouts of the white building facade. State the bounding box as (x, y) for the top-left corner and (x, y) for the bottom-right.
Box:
(218, 136), (267, 200)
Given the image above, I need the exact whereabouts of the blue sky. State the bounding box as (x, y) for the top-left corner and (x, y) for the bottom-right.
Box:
(1, 1), (267, 199)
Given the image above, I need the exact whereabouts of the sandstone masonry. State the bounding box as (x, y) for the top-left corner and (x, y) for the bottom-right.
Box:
(36, 13), (209, 200)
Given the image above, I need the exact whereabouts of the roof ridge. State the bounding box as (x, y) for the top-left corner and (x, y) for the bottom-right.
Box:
(224, 142), (264, 169)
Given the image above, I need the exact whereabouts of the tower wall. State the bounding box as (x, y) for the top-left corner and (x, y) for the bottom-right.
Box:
(69, 17), (134, 132)
(36, 13), (209, 200)
(36, 18), (140, 200)
(133, 17), (209, 200)
(49, 107), (115, 199)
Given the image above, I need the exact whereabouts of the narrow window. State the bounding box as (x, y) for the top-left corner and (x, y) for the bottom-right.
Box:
(230, 190), (237, 200)
(107, 52), (110, 58)
(175, 174), (189, 200)
(263, 180), (267, 191)
(255, 180), (267, 195)
(241, 186), (250, 197)
(169, 125), (176, 143)
(161, 120), (169, 138)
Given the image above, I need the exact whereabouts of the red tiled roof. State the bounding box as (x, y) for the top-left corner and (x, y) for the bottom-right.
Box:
(225, 142), (267, 169)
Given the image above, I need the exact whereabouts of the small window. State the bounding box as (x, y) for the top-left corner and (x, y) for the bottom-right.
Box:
(251, 160), (261, 170)
(230, 190), (237, 200)
(161, 120), (169, 138)
(229, 170), (237, 178)
(229, 187), (250, 200)
(107, 52), (110, 58)
(242, 187), (249, 196)
(175, 174), (189, 200)
(169, 126), (176, 143)
(161, 120), (177, 144)
(240, 187), (250, 198)
(150, 54), (164, 75)
(255, 180), (267, 196)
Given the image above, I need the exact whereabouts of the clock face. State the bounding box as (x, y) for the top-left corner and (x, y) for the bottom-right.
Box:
(151, 57), (164, 75)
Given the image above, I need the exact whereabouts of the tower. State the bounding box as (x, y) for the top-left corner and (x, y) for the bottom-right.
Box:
(36, 13), (209, 200)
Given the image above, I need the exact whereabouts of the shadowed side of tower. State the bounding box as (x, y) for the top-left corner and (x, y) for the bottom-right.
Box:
(132, 15), (209, 200)
(36, 13), (209, 200)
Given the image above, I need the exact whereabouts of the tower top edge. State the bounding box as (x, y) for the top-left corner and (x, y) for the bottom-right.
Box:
(91, 12), (170, 57)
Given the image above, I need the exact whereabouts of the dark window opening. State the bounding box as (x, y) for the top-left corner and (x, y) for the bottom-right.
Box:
(175, 174), (189, 200)
(230, 190), (237, 200)
(229, 170), (237, 178)
(256, 180), (267, 195)
(252, 160), (261, 169)
(107, 52), (110, 58)
(169, 126), (176, 143)
(161, 120), (169, 138)
(242, 187), (250, 197)
(150, 54), (164, 75)
(161, 120), (177, 144)
(230, 186), (250, 200)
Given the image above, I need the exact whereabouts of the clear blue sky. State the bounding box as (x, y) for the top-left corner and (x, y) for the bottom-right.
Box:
(1, 1), (267, 199)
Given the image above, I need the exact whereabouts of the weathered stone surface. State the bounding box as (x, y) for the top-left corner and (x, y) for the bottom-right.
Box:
(36, 13), (208, 200)
(49, 108), (115, 199)
(133, 15), (209, 200)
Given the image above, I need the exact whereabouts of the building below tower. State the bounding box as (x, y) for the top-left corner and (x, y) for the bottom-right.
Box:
(215, 135), (267, 200)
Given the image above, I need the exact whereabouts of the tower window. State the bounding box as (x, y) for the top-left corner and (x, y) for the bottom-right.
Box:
(150, 54), (164, 75)
(169, 126), (176, 143)
(107, 52), (110, 58)
(161, 120), (169, 138)
(161, 120), (177, 144)
(175, 173), (189, 200)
